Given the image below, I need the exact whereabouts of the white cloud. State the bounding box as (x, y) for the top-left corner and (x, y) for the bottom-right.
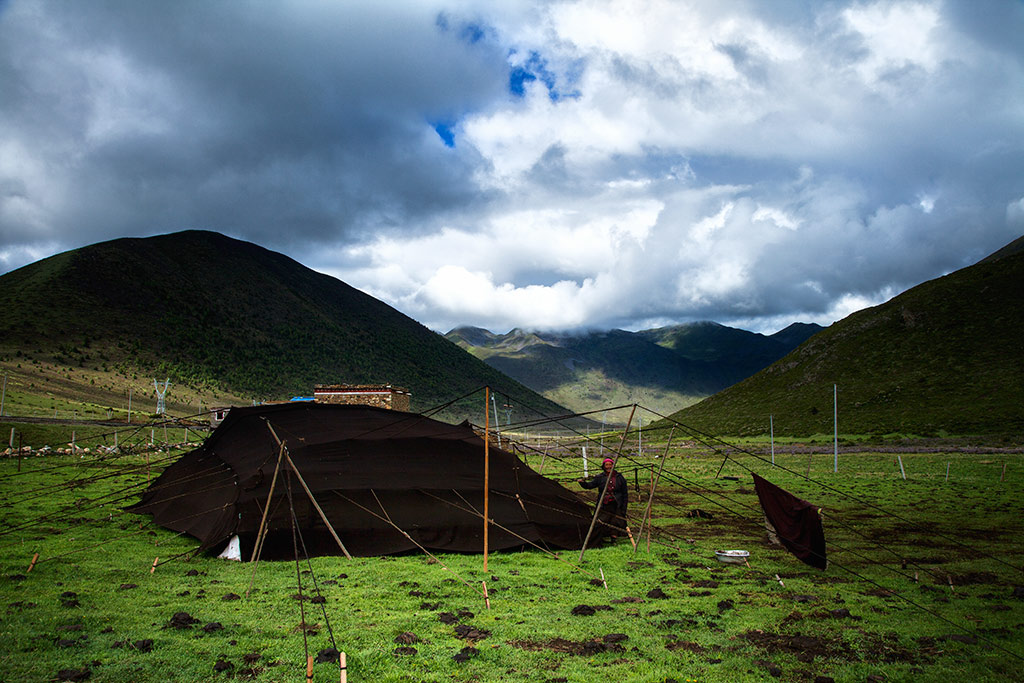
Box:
(753, 205), (801, 230)
(1, 0), (1022, 338)
(842, 2), (941, 84)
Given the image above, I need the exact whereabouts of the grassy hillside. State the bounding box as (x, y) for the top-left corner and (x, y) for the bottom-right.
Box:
(0, 231), (568, 423)
(446, 323), (821, 417)
(665, 239), (1024, 437)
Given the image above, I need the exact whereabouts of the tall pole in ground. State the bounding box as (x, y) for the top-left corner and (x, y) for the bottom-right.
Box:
(1, 373), (6, 417)
(770, 414), (775, 465)
(600, 411), (606, 455)
(483, 387), (490, 572)
(833, 384), (838, 473)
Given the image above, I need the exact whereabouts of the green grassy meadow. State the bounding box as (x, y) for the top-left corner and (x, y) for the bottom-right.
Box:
(1, 440), (1022, 682)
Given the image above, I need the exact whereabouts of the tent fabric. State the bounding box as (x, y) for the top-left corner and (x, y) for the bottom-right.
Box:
(129, 402), (598, 559)
(752, 473), (827, 570)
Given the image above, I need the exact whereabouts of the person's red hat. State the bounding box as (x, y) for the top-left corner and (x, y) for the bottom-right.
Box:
(602, 458), (614, 466)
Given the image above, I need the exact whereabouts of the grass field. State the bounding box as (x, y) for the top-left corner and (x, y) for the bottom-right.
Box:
(1, 437), (1022, 682)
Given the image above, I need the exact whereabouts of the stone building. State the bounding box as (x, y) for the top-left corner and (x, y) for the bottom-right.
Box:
(313, 384), (411, 411)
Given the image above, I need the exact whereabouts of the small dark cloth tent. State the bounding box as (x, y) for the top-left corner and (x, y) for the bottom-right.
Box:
(129, 403), (597, 559)
(753, 473), (827, 570)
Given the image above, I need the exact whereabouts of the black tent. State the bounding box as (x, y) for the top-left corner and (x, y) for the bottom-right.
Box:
(129, 402), (597, 559)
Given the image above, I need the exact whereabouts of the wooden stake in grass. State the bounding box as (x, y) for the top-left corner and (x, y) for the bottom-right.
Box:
(946, 461), (950, 482)
(775, 573), (785, 587)
(306, 655), (314, 682)
(339, 652), (347, 683)
(1001, 463), (1007, 481)
(625, 525), (637, 551)
(482, 580), (491, 610)
(150, 556), (159, 573)
(27, 552), (39, 573)
(600, 567), (608, 589)
(897, 455), (906, 480)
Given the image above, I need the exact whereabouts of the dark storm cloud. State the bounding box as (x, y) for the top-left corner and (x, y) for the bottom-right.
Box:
(0, 0), (506, 261)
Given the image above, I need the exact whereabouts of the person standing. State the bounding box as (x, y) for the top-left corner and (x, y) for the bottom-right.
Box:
(578, 457), (628, 540)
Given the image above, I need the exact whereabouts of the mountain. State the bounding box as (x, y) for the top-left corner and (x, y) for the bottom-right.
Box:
(0, 230), (569, 422)
(666, 236), (1024, 437)
(446, 321), (822, 416)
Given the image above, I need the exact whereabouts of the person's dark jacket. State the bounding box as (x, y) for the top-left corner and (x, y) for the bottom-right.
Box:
(578, 471), (628, 513)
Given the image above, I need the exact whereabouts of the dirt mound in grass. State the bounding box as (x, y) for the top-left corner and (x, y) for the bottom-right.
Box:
(741, 630), (855, 661)
(509, 634), (628, 655)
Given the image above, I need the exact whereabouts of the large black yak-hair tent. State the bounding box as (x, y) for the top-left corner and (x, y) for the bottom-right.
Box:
(129, 402), (597, 559)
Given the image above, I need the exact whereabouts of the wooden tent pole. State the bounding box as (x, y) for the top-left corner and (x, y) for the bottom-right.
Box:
(484, 386), (490, 572)
(252, 434), (287, 562)
(282, 451), (353, 559)
(634, 427), (674, 554)
(260, 421), (352, 561)
(247, 433), (288, 597)
(579, 404), (636, 562)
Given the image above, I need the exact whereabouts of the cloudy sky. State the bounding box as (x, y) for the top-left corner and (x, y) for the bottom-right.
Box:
(1, 1), (1022, 334)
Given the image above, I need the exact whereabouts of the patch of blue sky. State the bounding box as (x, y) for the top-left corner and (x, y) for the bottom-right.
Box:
(459, 22), (486, 44)
(508, 50), (581, 102)
(435, 12), (492, 46)
(432, 121), (456, 148)
(509, 66), (537, 97)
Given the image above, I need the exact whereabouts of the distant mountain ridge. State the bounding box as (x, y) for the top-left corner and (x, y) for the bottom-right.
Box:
(0, 230), (569, 421)
(668, 235), (1024, 436)
(446, 321), (822, 416)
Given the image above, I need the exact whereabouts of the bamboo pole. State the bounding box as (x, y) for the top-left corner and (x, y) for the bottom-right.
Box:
(306, 655), (314, 682)
(482, 580), (491, 610)
(340, 653), (347, 683)
(27, 553), (39, 573)
(579, 404), (636, 562)
(150, 557), (159, 573)
(484, 387), (490, 572)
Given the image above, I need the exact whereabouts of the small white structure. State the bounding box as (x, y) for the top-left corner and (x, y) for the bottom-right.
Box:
(217, 535), (242, 561)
